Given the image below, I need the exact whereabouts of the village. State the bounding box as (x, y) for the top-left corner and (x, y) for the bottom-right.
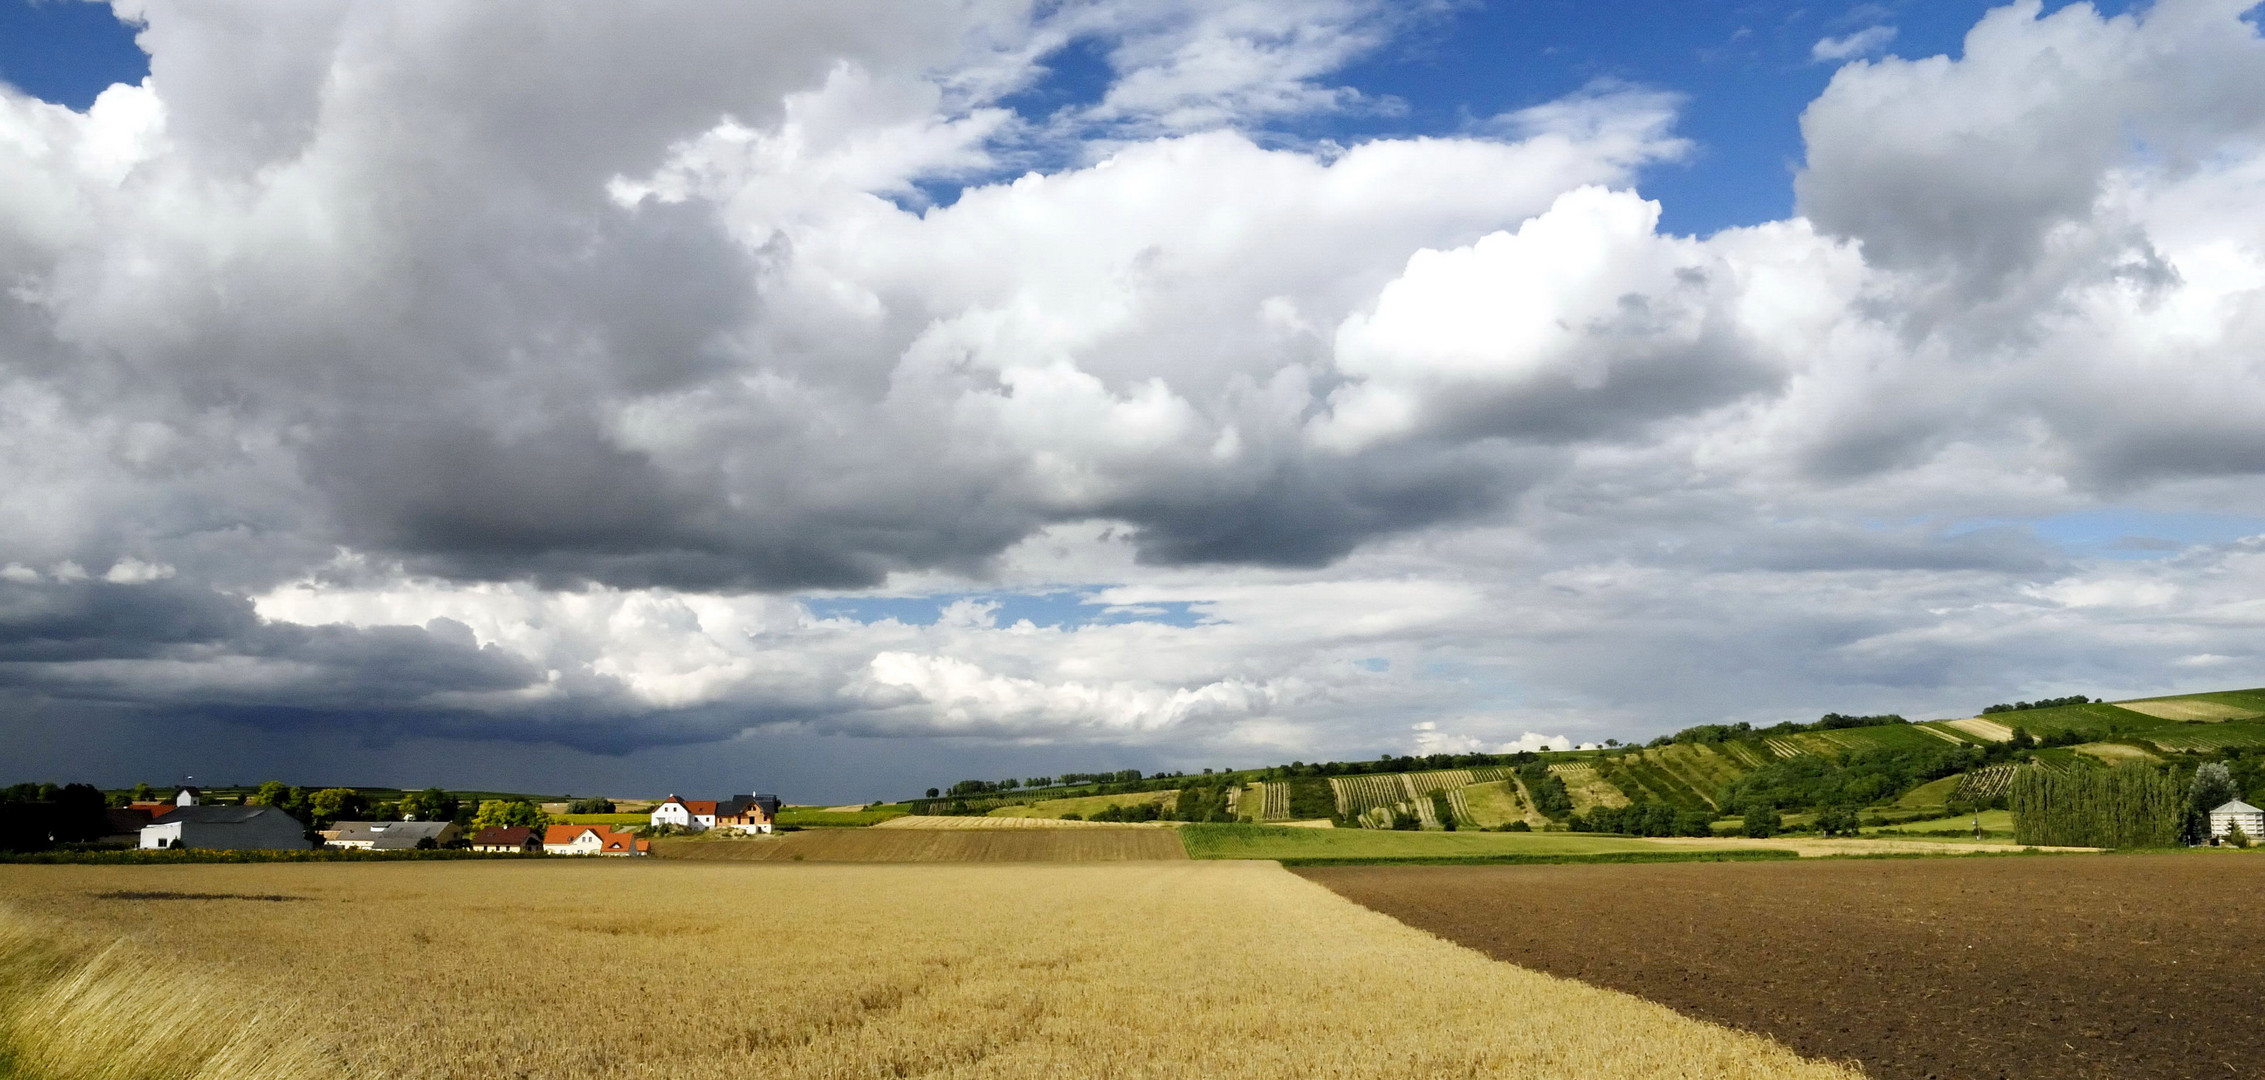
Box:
(89, 787), (787, 855)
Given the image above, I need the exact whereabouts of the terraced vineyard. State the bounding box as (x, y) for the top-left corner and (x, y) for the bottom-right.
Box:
(1952, 763), (2020, 802)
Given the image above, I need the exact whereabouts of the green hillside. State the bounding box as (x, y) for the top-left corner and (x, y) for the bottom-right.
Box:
(917, 686), (2265, 838)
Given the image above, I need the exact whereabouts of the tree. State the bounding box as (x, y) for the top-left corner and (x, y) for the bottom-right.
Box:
(567, 797), (614, 814)
(400, 787), (460, 822)
(307, 787), (366, 826)
(2187, 762), (2241, 845)
(1814, 805), (1861, 838)
(248, 781), (291, 807)
(925, 789), (940, 799)
(2007, 727), (2037, 751)
(1742, 803), (1782, 838)
(130, 783), (155, 802)
(472, 799), (547, 830)
(52, 783), (108, 843)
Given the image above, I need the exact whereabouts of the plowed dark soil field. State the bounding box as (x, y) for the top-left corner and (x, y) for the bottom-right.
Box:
(1300, 854), (2265, 1080)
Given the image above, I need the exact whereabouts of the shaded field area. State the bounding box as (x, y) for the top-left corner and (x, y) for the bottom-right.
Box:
(0, 862), (1855, 1080)
(1301, 853), (2265, 1080)
(653, 826), (1186, 861)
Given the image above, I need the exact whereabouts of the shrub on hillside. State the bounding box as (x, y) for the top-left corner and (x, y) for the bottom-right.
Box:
(1741, 804), (1782, 839)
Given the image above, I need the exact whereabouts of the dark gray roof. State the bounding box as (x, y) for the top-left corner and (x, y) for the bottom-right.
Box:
(717, 794), (781, 816)
(330, 820), (455, 848)
(160, 805), (287, 825)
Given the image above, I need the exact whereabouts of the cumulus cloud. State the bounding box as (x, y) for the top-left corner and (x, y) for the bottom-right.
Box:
(6, 0), (2265, 786)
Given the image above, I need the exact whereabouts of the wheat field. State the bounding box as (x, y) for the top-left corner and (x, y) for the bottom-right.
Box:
(0, 861), (1857, 1080)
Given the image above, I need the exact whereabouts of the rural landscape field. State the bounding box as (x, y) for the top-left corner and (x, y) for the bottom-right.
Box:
(0, 860), (1860, 1080)
(11, 2), (2265, 1077)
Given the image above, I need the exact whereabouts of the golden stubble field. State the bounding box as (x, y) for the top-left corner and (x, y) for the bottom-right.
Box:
(0, 861), (1857, 1080)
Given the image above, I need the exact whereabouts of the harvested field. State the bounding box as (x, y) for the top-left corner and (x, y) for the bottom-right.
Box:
(655, 826), (1186, 862)
(1944, 716), (2015, 741)
(1301, 852), (2265, 1080)
(881, 813), (1175, 829)
(0, 861), (1856, 1080)
(2114, 697), (2260, 722)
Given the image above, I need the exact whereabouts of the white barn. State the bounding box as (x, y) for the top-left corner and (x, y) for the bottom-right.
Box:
(140, 805), (311, 851)
(2210, 799), (2264, 841)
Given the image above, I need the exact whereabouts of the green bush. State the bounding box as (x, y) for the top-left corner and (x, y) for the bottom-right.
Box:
(1741, 804), (1782, 838)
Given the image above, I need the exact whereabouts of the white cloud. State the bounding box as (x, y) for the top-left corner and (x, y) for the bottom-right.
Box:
(1811, 25), (1897, 62)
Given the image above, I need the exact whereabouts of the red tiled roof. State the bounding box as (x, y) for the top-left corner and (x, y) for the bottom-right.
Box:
(545, 823), (636, 846)
(683, 800), (718, 815)
(472, 826), (533, 846)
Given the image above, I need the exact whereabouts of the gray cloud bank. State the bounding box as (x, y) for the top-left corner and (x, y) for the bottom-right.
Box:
(7, 0), (2265, 789)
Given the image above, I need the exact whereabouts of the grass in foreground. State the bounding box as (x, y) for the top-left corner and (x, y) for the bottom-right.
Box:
(0, 862), (1856, 1080)
(0, 905), (333, 1080)
(1180, 823), (1791, 864)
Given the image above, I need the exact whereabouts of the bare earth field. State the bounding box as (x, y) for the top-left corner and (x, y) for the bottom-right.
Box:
(1299, 853), (2265, 1080)
(654, 825), (1186, 861)
(0, 861), (1855, 1080)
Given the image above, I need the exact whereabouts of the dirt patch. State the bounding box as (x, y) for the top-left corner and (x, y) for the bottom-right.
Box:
(1299, 853), (2265, 1080)
(654, 827), (1186, 862)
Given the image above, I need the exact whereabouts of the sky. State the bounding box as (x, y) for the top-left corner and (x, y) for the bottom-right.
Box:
(3, 0), (2264, 803)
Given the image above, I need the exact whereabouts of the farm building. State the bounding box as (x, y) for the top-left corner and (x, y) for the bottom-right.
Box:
(328, 821), (461, 850)
(139, 805), (310, 851)
(100, 807), (152, 845)
(541, 824), (647, 856)
(651, 796), (718, 830)
(469, 825), (541, 853)
(715, 793), (781, 835)
(652, 792), (780, 834)
(2209, 799), (2265, 841)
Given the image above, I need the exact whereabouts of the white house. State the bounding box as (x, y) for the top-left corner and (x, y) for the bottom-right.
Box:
(2210, 799), (2264, 841)
(140, 805), (311, 851)
(650, 796), (718, 831)
(542, 824), (646, 856)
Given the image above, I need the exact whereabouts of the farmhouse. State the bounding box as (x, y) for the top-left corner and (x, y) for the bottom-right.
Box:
(139, 805), (311, 851)
(328, 820), (461, 850)
(652, 792), (781, 834)
(2209, 799), (2265, 841)
(716, 793), (782, 835)
(468, 825), (541, 853)
(650, 795), (718, 830)
(541, 824), (647, 856)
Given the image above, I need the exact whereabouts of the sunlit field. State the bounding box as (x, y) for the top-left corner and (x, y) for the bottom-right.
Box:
(0, 861), (1856, 1079)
